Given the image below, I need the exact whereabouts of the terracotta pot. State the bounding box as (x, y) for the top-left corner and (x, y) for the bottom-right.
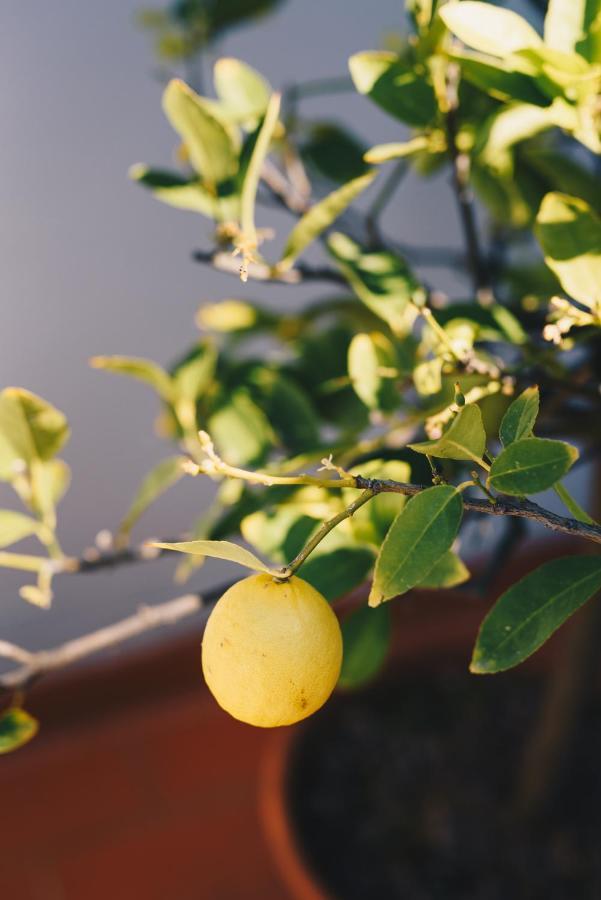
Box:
(258, 540), (584, 900)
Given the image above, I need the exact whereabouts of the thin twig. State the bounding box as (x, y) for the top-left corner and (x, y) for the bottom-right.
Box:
(0, 594), (203, 691)
(191, 248), (345, 285)
(444, 62), (491, 300)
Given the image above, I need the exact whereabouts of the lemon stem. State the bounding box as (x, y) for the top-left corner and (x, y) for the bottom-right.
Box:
(279, 489), (376, 580)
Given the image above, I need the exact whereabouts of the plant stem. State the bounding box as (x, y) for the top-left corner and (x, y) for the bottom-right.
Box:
(444, 63), (491, 300)
(279, 490), (375, 578)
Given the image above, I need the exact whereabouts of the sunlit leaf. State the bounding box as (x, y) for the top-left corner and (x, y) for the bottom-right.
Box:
(349, 51), (437, 126)
(348, 332), (399, 411)
(90, 355), (174, 401)
(0, 510), (42, 548)
(214, 57), (271, 124)
(162, 79), (239, 189)
(119, 456), (186, 539)
(153, 538), (273, 573)
(409, 403), (487, 464)
(535, 192), (601, 310)
(369, 485), (463, 606)
(499, 386), (539, 446)
(327, 232), (422, 334)
(489, 437), (578, 495)
(364, 136), (430, 164)
(471, 556), (601, 673)
(240, 92), (281, 239)
(440, 2), (542, 56)
(129, 164), (238, 217)
(278, 171), (376, 271)
(208, 389), (273, 466)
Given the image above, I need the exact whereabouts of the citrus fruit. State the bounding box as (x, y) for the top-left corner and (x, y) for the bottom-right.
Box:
(202, 573), (343, 727)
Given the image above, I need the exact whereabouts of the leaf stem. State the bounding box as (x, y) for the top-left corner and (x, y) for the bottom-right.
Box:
(279, 489), (375, 579)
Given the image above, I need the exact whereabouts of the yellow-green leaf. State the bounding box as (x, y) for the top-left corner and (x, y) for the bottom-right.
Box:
(0, 511), (42, 548)
(90, 355), (174, 401)
(153, 539), (273, 573)
(535, 192), (601, 310)
(119, 456), (186, 539)
(0, 708), (39, 754)
(409, 403), (487, 464)
(214, 57), (271, 124)
(278, 171), (376, 271)
(499, 386), (539, 446)
(162, 79), (239, 189)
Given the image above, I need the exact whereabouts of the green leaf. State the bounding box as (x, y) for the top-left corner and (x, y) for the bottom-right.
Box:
(339, 604), (391, 688)
(523, 149), (601, 217)
(90, 355), (174, 401)
(153, 538), (273, 573)
(162, 79), (239, 189)
(450, 51), (549, 106)
(471, 556), (601, 673)
(208, 389), (272, 466)
(489, 437), (578, 495)
(369, 485), (463, 607)
(349, 51), (437, 127)
(408, 403), (487, 464)
(553, 481), (595, 525)
(302, 124), (369, 184)
(300, 546), (375, 603)
(240, 92), (281, 239)
(0, 510), (42, 548)
(364, 136), (430, 164)
(418, 550), (470, 588)
(327, 232), (422, 334)
(346, 460), (411, 546)
(535, 192), (601, 310)
(248, 369), (320, 454)
(128, 164), (237, 218)
(0, 708), (39, 754)
(439, 2), (542, 56)
(119, 456), (186, 539)
(348, 332), (398, 411)
(499, 386), (539, 447)
(213, 57), (271, 124)
(278, 171), (376, 271)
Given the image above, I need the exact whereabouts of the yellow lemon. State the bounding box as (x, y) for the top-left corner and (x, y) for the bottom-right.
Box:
(202, 573), (343, 727)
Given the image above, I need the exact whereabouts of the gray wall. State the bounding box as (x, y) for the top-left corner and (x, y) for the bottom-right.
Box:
(1, 0), (568, 659)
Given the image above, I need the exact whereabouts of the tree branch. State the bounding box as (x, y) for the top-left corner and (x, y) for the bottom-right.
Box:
(191, 248), (345, 286)
(0, 594), (203, 691)
(354, 476), (601, 545)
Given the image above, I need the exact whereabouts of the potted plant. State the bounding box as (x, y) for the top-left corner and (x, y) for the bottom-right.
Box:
(1, 0), (601, 894)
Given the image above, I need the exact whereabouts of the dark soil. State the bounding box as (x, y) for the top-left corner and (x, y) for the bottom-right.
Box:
(287, 672), (601, 900)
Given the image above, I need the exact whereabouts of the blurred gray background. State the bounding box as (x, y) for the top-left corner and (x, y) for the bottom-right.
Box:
(0, 0), (572, 656)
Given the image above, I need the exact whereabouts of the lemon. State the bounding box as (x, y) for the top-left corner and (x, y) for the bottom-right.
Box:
(202, 573), (343, 727)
